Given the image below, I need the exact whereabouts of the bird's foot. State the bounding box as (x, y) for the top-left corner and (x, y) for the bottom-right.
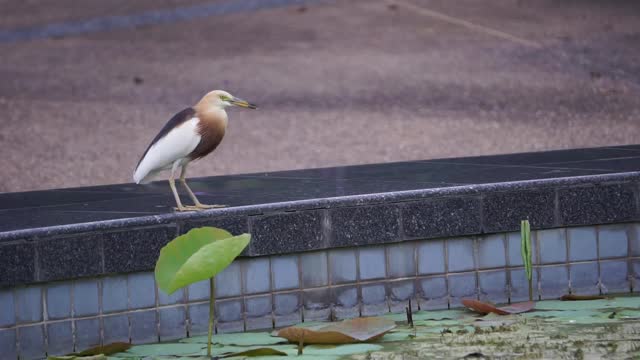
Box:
(194, 203), (226, 209)
(173, 205), (201, 212)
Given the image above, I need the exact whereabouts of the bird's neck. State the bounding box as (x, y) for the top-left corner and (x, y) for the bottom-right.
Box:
(195, 106), (228, 129)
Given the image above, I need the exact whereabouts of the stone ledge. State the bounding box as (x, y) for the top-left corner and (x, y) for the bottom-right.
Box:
(1, 146), (640, 287)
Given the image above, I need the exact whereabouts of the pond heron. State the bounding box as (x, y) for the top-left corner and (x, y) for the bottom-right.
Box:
(133, 90), (257, 211)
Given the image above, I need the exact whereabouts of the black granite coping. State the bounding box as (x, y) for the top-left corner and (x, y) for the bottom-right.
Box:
(2, 145), (640, 287)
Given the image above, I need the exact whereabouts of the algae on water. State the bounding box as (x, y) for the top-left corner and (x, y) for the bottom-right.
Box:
(103, 296), (640, 360)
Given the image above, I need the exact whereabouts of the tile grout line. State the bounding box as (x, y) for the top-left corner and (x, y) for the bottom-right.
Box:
(565, 228), (572, 294)
(443, 239), (450, 309)
(6, 255), (640, 331)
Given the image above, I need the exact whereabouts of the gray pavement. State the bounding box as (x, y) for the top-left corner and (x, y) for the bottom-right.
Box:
(1, 0), (639, 192)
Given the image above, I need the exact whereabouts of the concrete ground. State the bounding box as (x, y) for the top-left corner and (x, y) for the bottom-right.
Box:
(1, 0), (639, 192)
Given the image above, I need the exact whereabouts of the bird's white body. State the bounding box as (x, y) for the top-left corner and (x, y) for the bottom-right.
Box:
(133, 117), (201, 184)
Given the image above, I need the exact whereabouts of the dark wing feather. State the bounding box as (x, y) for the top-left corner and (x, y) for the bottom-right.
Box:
(135, 107), (196, 171)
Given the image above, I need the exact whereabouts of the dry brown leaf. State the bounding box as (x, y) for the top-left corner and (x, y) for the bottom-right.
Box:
(277, 317), (396, 344)
(462, 299), (535, 315)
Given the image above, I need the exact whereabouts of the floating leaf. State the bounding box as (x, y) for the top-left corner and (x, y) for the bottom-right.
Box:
(560, 294), (608, 301)
(125, 343), (205, 356)
(155, 227), (250, 294)
(384, 309), (466, 322)
(48, 356), (107, 360)
(220, 347), (287, 358)
(72, 343), (132, 356)
(277, 317), (396, 344)
(181, 332), (287, 346)
(302, 343), (383, 356)
(462, 299), (535, 315)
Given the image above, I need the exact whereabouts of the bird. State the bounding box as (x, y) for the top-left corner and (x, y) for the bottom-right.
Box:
(133, 90), (257, 211)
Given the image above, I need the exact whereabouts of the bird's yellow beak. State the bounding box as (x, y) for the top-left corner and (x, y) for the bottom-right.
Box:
(230, 97), (257, 109)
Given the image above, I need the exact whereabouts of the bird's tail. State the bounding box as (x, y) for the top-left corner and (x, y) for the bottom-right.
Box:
(133, 167), (158, 184)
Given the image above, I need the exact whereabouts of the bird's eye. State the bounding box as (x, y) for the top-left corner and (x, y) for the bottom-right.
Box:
(219, 95), (229, 101)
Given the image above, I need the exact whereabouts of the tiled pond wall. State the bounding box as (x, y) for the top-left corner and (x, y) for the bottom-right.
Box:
(2, 223), (640, 359)
(3, 147), (640, 359)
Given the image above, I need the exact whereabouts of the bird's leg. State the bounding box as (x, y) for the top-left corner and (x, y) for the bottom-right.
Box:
(179, 165), (225, 209)
(170, 162), (198, 212)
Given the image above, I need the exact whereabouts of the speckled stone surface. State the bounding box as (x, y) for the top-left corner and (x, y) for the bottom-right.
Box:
(0, 242), (35, 287)
(103, 226), (177, 274)
(402, 197), (482, 240)
(249, 210), (325, 255)
(37, 235), (103, 282)
(558, 184), (638, 226)
(1, 146), (640, 286)
(482, 189), (556, 233)
(329, 204), (401, 247)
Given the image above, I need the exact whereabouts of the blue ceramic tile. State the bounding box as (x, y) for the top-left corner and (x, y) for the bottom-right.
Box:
(598, 225), (628, 259)
(633, 260), (640, 293)
(539, 266), (569, 300)
(129, 310), (158, 344)
(507, 232), (538, 266)
(478, 270), (508, 304)
(567, 227), (598, 262)
(46, 284), (71, 321)
(358, 246), (386, 280)
(477, 234), (506, 269)
(389, 280), (416, 313)
(538, 229), (567, 264)
(158, 288), (185, 306)
(361, 283), (387, 305)
(216, 300), (242, 323)
(129, 272), (156, 310)
(274, 293), (302, 327)
(243, 258), (271, 294)
(417, 240), (445, 275)
(103, 314), (129, 344)
(159, 307), (186, 341)
(46, 321), (73, 356)
(332, 286), (359, 320)
(246, 296), (272, 318)
(570, 262), (599, 295)
(361, 284), (388, 316)
(509, 268), (539, 302)
(214, 261), (242, 298)
(17, 325), (45, 360)
(15, 286), (42, 324)
(418, 277), (448, 310)
(102, 276), (128, 313)
(448, 273), (477, 307)
(73, 279), (99, 317)
(389, 280), (415, 302)
(0, 328), (17, 360)
(387, 242), (416, 278)
(329, 249), (357, 285)
(600, 260), (630, 293)
(187, 280), (210, 302)
(187, 303), (209, 335)
(300, 251), (328, 287)
(303, 288), (331, 322)
(630, 224), (640, 257)
(75, 318), (101, 351)
(447, 238), (475, 272)
(272, 255), (300, 291)
(245, 296), (273, 330)
(0, 289), (15, 327)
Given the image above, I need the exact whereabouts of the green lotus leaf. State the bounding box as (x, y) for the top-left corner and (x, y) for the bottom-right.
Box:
(181, 332), (287, 346)
(125, 343), (205, 356)
(155, 227), (250, 294)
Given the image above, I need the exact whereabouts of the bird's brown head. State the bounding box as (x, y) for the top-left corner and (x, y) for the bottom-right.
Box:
(196, 90), (258, 111)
